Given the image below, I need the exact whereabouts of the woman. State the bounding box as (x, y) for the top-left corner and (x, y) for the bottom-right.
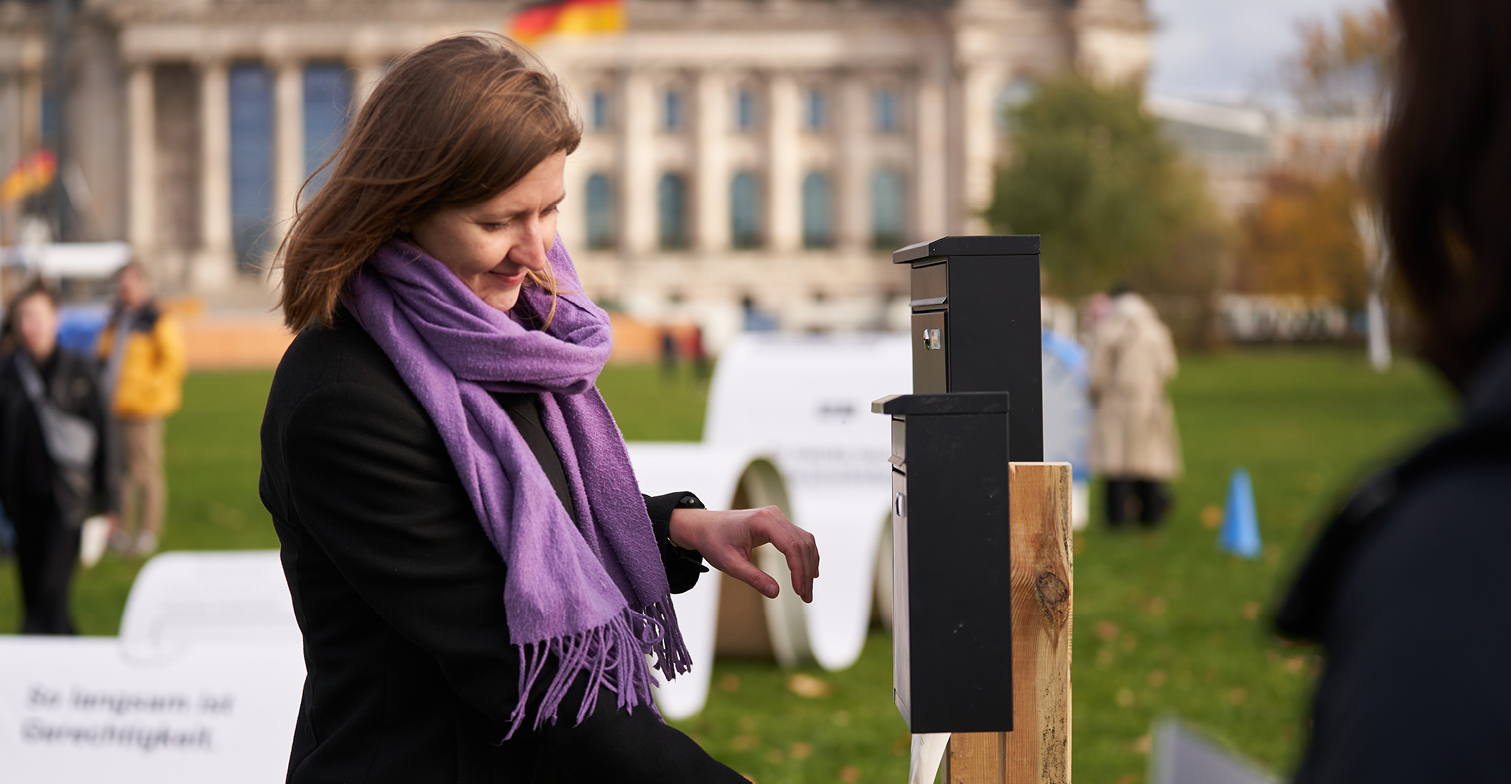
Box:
(1087, 284), (1181, 527)
(1275, 1), (1511, 779)
(260, 34), (818, 782)
(0, 280), (115, 634)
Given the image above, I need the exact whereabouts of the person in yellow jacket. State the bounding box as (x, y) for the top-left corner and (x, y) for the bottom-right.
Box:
(95, 260), (186, 556)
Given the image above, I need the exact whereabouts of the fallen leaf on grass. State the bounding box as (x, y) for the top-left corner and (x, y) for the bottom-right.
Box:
(839, 767), (861, 782)
(787, 673), (832, 698)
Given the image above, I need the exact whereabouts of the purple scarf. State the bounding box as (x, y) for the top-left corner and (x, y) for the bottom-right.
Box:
(342, 237), (691, 736)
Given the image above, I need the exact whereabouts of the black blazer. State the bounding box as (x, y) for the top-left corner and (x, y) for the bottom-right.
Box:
(259, 312), (741, 783)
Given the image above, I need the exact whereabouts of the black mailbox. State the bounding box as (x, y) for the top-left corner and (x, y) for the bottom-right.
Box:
(894, 235), (1043, 463)
(872, 391), (1012, 733)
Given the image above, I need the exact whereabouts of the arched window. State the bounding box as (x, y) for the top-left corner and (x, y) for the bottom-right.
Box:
(591, 90), (611, 131)
(801, 171), (833, 249)
(230, 62), (273, 273)
(663, 89), (684, 131)
(995, 77), (1036, 133)
(873, 87), (900, 134)
(658, 172), (688, 250)
(805, 88), (828, 131)
(734, 88), (756, 132)
(871, 168), (906, 249)
(585, 173), (615, 250)
(730, 171), (762, 249)
(303, 62), (351, 196)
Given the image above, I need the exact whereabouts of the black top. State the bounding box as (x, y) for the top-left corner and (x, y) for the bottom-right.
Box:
(1278, 335), (1511, 782)
(892, 235), (1040, 263)
(496, 393), (578, 525)
(259, 311), (736, 783)
(0, 348), (114, 524)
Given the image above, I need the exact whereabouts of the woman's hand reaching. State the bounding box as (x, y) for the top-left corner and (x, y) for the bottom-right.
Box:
(667, 506), (819, 603)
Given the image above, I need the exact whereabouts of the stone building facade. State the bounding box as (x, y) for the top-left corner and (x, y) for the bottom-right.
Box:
(2, 0), (1149, 344)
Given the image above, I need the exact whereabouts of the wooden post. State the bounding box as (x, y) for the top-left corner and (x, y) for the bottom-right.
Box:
(943, 462), (1073, 784)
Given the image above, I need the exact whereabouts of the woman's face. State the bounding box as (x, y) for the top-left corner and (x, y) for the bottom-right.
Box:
(410, 151), (566, 314)
(16, 292), (58, 361)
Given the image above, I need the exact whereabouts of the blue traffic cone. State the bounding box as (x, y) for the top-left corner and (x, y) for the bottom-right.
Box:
(1219, 468), (1262, 558)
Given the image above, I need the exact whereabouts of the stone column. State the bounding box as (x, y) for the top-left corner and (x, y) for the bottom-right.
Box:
(194, 59), (235, 290)
(619, 69), (655, 257)
(764, 71), (800, 253)
(835, 73), (870, 254)
(694, 68), (729, 254)
(352, 60), (386, 113)
(913, 57), (947, 242)
(126, 61), (157, 257)
(959, 65), (996, 235)
(272, 58), (304, 249)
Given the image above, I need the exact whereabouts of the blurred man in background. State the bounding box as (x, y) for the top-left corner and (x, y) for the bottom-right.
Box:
(1088, 284), (1182, 528)
(96, 260), (186, 557)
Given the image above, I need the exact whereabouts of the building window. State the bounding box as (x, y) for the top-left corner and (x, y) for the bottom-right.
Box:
(804, 88), (828, 131)
(874, 88), (900, 134)
(41, 91), (59, 143)
(801, 171), (833, 249)
(871, 168), (906, 249)
(995, 77), (1036, 133)
(230, 62), (273, 273)
(591, 90), (611, 131)
(730, 171), (761, 249)
(303, 62), (351, 196)
(585, 173), (615, 250)
(658, 172), (688, 249)
(663, 89), (684, 131)
(735, 88), (756, 132)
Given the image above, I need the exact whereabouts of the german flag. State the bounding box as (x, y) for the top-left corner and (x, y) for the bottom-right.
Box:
(0, 149), (57, 207)
(509, 0), (625, 46)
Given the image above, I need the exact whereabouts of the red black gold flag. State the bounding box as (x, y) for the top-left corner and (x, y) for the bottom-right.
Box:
(0, 149), (57, 207)
(508, 0), (626, 46)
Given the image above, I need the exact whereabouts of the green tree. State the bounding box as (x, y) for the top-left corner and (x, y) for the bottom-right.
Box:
(985, 74), (1225, 301)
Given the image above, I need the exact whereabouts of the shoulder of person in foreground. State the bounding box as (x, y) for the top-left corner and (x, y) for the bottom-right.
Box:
(1298, 458), (1511, 783)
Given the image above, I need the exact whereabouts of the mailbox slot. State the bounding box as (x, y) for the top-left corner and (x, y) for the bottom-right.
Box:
(911, 312), (947, 394)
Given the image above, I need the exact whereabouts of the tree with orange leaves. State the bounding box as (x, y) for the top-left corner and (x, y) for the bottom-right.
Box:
(1237, 8), (1395, 338)
(1235, 171), (1368, 309)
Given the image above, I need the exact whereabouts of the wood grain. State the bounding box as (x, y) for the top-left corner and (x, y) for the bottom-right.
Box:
(946, 462), (1073, 784)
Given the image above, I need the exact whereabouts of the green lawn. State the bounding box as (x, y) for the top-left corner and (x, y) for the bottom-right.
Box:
(0, 350), (1453, 783)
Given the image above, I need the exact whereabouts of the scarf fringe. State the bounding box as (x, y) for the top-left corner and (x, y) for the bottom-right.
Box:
(506, 596), (694, 739)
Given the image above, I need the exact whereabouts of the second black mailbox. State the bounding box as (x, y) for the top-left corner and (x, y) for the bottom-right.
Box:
(873, 391), (1012, 734)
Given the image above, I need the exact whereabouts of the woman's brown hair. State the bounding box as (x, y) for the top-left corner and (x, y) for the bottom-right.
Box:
(278, 33), (582, 331)
(1380, 0), (1511, 389)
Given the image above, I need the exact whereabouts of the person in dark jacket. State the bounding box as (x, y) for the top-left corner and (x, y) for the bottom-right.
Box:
(1275, 1), (1511, 780)
(261, 34), (819, 783)
(0, 280), (116, 634)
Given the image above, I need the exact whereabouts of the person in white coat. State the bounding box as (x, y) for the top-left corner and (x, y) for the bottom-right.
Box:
(1088, 285), (1182, 527)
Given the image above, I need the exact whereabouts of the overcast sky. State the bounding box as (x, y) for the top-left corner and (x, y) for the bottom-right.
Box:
(1147, 0), (1385, 104)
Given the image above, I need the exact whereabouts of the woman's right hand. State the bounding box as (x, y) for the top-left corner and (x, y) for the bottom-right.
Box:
(668, 506), (819, 603)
